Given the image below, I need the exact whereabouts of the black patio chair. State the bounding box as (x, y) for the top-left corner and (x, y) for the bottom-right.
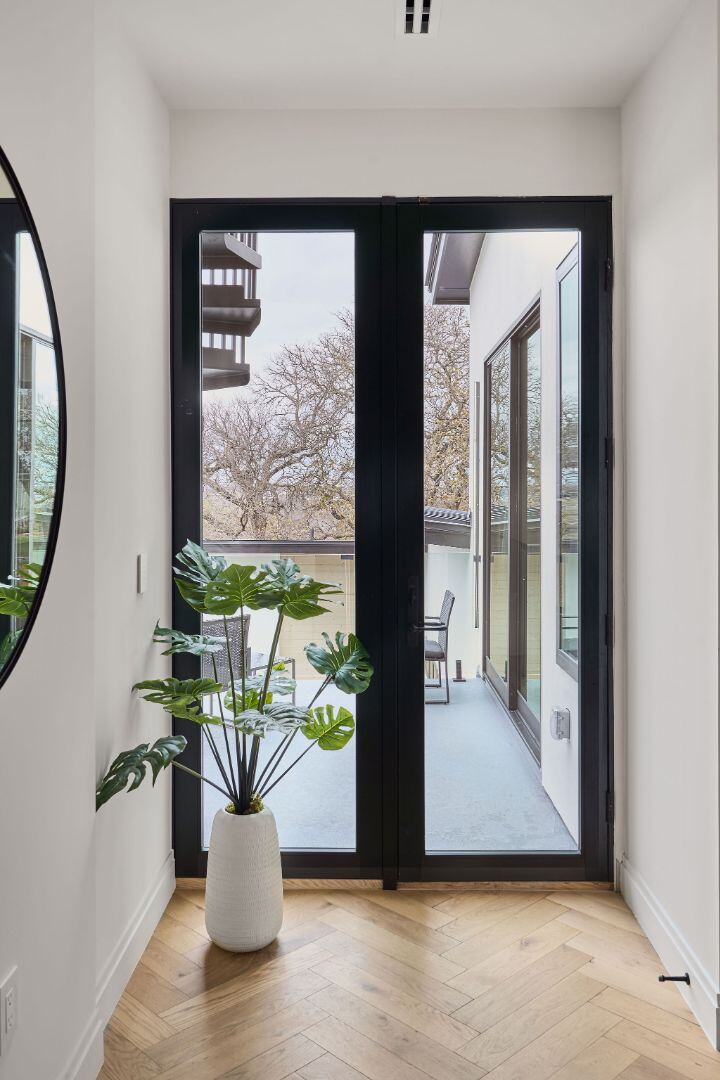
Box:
(201, 613), (251, 688)
(422, 589), (455, 704)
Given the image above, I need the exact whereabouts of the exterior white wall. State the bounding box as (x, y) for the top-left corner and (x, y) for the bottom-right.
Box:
(468, 232), (580, 840)
(620, 0), (720, 1045)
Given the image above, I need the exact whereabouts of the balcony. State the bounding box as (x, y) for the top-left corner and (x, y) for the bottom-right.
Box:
(201, 539), (575, 854)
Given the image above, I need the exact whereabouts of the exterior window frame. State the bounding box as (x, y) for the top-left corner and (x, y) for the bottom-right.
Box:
(556, 243), (580, 680)
(482, 299), (542, 760)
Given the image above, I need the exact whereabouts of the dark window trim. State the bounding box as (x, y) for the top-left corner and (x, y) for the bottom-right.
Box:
(556, 243), (580, 680)
(482, 301), (541, 757)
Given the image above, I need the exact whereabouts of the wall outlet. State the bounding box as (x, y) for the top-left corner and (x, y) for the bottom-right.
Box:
(0, 967), (18, 1057)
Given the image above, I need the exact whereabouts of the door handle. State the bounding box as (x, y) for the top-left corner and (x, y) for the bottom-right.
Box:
(407, 576), (420, 643)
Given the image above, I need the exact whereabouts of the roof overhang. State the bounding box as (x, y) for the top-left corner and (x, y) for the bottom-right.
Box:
(426, 232), (485, 304)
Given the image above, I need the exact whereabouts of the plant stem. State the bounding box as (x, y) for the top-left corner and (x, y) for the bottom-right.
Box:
(172, 759), (232, 801)
(249, 611), (284, 791)
(254, 676), (330, 793)
(212, 654), (238, 803)
(239, 604), (248, 794)
(224, 614), (247, 807)
(260, 738), (318, 799)
(201, 723), (235, 804)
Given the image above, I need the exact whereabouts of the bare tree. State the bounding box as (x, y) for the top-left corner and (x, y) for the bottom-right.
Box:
(203, 306), (470, 541)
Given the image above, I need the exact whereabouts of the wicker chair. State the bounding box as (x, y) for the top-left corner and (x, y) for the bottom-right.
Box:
(422, 589), (455, 704)
(201, 613), (251, 688)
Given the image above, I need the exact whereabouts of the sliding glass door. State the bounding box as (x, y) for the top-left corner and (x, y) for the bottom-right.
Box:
(171, 198), (612, 883)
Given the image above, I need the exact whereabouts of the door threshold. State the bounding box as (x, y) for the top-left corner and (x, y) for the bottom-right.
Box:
(398, 880), (614, 891)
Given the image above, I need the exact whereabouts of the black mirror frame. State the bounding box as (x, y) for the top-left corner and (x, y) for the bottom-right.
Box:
(0, 143), (67, 693)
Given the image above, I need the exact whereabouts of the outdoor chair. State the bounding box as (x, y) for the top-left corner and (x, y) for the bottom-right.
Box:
(201, 613), (251, 688)
(422, 589), (455, 704)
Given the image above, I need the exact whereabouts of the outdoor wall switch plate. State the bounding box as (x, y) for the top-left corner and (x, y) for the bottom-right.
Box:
(137, 553), (147, 595)
(550, 707), (571, 740)
(0, 966), (18, 1057)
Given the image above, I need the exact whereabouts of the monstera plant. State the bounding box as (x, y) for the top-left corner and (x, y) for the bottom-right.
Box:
(96, 541), (373, 953)
(97, 540), (373, 813)
(0, 563), (41, 671)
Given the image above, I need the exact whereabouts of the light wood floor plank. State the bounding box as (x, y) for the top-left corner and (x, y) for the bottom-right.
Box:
(606, 1020), (720, 1079)
(579, 959), (698, 1022)
(453, 942), (589, 1030)
(308, 984), (485, 1080)
(305, 1015), (431, 1080)
(102, 887), (717, 1080)
(311, 958), (478, 1050)
(146, 970), (329, 1071)
(324, 892), (461, 953)
(297, 1052), (370, 1080)
(157, 1001), (326, 1080)
(443, 898), (563, 969)
(594, 989), (711, 1054)
(479, 1002), (619, 1080)
(321, 930), (471, 1013)
(460, 971), (603, 1069)
(319, 907), (464, 982)
(101, 1026), (161, 1080)
(222, 1034), (326, 1080)
(447, 918), (581, 997)
(551, 1037), (639, 1079)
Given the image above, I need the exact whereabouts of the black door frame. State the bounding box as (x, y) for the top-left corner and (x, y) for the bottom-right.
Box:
(396, 198), (613, 882)
(171, 200), (386, 878)
(170, 196), (613, 884)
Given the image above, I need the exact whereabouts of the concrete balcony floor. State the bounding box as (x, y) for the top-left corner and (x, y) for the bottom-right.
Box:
(202, 677), (576, 854)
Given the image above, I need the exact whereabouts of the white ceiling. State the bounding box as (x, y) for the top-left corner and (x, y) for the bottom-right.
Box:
(118, 0), (690, 111)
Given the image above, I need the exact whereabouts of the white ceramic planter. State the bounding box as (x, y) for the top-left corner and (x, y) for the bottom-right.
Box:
(205, 807), (283, 952)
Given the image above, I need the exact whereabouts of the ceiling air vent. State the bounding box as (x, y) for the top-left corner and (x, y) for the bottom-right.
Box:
(398, 0), (441, 36)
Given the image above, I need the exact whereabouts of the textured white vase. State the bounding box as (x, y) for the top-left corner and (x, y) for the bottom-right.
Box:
(205, 807), (283, 952)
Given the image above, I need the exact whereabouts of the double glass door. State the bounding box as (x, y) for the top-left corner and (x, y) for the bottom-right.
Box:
(171, 198), (612, 883)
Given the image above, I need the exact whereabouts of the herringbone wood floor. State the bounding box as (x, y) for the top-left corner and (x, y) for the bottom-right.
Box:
(101, 884), (719, 1079)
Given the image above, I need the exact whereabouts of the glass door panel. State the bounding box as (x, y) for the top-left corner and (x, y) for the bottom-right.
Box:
(199, 230), (357, 852)
(487, 341), (511, 690)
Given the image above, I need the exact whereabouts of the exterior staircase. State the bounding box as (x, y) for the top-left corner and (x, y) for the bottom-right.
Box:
(201, 231), (262, 389)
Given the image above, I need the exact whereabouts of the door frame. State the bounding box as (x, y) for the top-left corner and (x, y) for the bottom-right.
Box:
(395, 197), (613, 883)
(170, 199), (386, 878)
(170, 196), (613, 885)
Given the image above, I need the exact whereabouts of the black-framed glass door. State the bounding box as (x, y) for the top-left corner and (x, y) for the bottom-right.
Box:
(171, 197), (612, 884)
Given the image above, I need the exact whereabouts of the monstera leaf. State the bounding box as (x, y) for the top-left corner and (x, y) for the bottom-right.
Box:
(0, 562), (42, 618)
(223, 670), (297, 714)
(0, 629), (22, 666)
(260, 558), (341, 621)
(96, 735), (187, 809)
(233, 702), (309, 737)
(153, 623), (224, 656)
(204, 563), (270, 616)
(133, 677), (223, 724)
(302, 704), (355, 750)
(173, 540), (227, 613)
(305, 632), (374, 695)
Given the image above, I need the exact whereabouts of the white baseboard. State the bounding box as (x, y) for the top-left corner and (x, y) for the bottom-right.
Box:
(60, 851), (176, 1079)
(620, 857), (719, 1048)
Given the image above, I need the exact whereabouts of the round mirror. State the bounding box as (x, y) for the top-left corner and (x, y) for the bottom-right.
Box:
(0, 147), (65, 685)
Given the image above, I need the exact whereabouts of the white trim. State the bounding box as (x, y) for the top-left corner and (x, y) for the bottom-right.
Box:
(620, 858), (719, 1049)
(58, 852), (175, 1079)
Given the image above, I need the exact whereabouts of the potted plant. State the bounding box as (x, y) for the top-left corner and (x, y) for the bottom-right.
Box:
(96, 541), (373, 952)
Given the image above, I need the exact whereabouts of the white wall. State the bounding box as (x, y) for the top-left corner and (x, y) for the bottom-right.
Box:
(93, 0), (172, 1024)
(171, 108), (620, 199)
(0, 4), (171, 1077)
(468, 231), (580, 840)
(620, 0), (719, 1044)
(0, 3), (98, 1078)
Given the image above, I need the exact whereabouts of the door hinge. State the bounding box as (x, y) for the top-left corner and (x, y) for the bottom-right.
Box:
(604, 257), (613, 291)
(606, 790), (615, 824)
(604, 612), (614, 648)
